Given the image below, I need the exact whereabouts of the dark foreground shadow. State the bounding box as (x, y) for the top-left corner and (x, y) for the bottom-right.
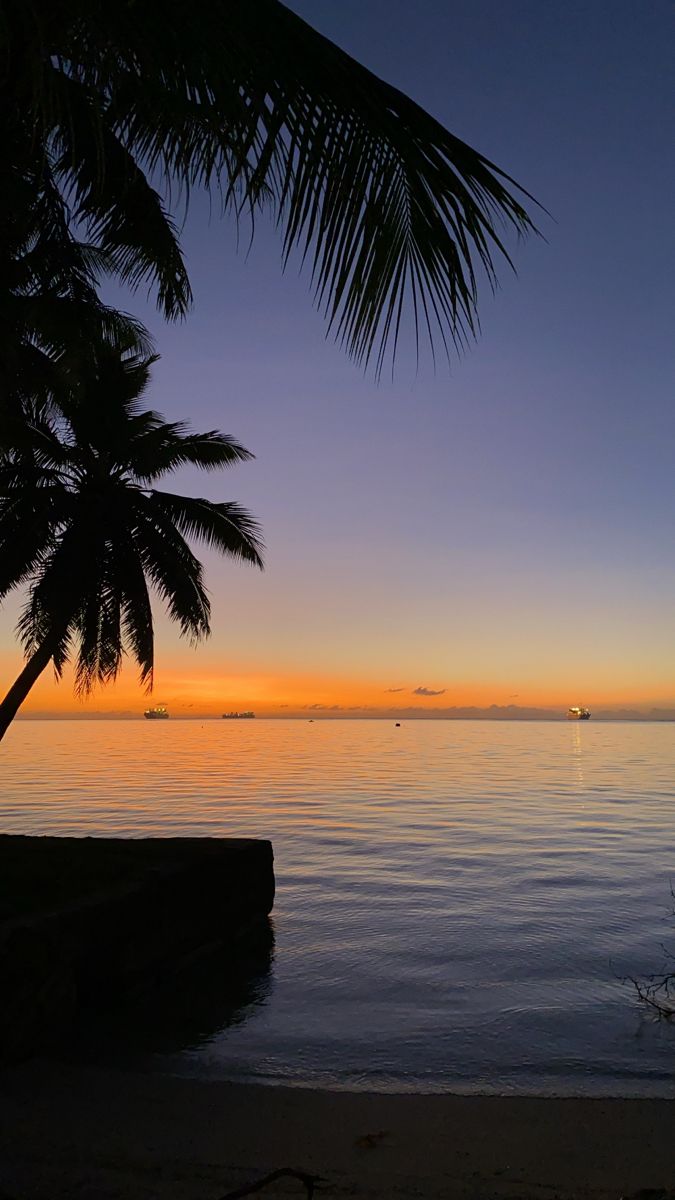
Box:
(68, 918), (275, 1060)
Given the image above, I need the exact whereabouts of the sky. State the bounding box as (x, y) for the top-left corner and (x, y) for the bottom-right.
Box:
(4, 0), (675, 718)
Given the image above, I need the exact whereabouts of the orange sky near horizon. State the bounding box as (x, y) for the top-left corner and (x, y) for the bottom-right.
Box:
(4, 649), (675, 718)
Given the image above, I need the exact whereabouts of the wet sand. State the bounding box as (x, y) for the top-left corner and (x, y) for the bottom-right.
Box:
(1, 1061), (674, 1200)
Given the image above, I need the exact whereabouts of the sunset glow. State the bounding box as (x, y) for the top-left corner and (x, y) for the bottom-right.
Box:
(7, 650), (675, 720)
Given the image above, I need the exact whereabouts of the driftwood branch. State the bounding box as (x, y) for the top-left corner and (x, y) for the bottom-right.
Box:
(217, 1168), (327, 1200)
(625, 966), (675, 1019)
(623, 884), (675, 1019)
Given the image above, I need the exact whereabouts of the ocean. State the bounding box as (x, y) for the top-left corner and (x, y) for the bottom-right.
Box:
(2, 718), (675, 1095)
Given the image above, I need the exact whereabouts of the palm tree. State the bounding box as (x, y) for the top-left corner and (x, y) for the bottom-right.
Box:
(0, 346), (264, 741)
(2, 0), (537, 379)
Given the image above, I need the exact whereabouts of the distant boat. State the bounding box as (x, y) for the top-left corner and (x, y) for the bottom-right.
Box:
(567, 706), (591, 720)
(222, 711), (255, 719)
(144, 705), (169, 720)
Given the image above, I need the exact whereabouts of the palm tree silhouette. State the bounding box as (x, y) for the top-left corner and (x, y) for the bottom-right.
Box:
(3, 0), (537, 378)
(0, 346), (263, 741)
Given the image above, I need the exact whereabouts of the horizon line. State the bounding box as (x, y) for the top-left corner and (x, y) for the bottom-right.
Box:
(14, 713), (675, 723)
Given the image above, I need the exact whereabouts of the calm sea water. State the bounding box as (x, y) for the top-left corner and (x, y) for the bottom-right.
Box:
(2, 718), (675, 1096)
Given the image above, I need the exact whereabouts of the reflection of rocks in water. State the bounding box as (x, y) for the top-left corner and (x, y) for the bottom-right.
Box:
(73, 918), (274, 1059)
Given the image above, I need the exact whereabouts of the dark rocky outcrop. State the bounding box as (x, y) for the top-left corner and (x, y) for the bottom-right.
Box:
(0, 835), (275, 1063)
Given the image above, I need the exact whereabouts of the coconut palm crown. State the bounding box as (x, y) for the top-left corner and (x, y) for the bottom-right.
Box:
(0, 347), (263, 740)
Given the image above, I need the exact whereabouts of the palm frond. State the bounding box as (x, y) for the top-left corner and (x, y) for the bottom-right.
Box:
(0, 140), (156, 404)
(0, 406), (72, 469)
(115, 537), (155, 690)
(57, 349), (159, 450)
(50, 72), (192, 320)
(15, 520), (91, 675)
(17, 586), (73, 678)
(0, 496), (60, 601)
(131, 497), (212, 642)
(130, 429), (255, 482)
(89, 305), (155, 359)
(72, 553), (123, 695)
(146, 491), (264, 568)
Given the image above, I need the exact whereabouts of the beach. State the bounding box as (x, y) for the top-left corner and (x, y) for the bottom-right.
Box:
(2, 1061), (674, 1200)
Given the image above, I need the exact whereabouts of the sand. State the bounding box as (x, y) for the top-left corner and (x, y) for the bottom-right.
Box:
(1, 1061), (675, 1200)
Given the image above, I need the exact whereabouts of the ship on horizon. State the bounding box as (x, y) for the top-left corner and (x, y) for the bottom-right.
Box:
(567, 706), (591, 720)
(222, 711), (256, 719)
(144, 705), (169, 720)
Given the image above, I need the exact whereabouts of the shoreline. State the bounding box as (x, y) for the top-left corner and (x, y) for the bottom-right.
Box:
(2, 1061), (674, 1199)
(151, 1065), (675, 1101)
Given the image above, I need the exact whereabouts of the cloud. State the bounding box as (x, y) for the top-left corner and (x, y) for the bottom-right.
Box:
(385, 687), (406, 693)
(307, 702), (343, 711)
(413, 686), (446, 697)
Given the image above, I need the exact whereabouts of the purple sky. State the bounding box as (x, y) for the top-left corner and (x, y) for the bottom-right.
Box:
(5, 0), (675, 715)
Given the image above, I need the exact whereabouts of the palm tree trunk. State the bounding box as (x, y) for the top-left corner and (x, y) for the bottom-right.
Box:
(0, 637), (61, 743)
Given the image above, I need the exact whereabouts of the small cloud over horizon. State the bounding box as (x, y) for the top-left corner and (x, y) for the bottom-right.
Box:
(413, 686), (446, 697)
(385, 687), (406, 693)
